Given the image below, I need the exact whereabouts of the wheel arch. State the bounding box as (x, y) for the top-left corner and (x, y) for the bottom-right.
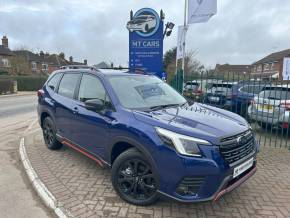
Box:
(109, 136), (158, 178)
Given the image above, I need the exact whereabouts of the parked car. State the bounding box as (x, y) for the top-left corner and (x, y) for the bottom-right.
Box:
(248, 85), (290, 130)
(204, 82), (236, 109)
(38, 68), (258, 205)
(183, 80), (222, 102)
(231, 82), (269, 117)
(126, 15), (157, 33)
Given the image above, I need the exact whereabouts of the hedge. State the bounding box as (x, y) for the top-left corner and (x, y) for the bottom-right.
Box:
(0, 75), (48, 91)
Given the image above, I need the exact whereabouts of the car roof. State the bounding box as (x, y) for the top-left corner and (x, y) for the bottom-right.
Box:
(51, 68), (146, 77)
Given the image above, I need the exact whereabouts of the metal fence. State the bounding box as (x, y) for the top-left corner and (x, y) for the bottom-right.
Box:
(170, 71), (290, 149)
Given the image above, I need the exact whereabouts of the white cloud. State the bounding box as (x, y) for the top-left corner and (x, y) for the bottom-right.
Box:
(0, 0), (289, 67)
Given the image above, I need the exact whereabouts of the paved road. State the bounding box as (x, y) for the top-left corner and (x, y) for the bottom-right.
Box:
(0, 94), (38, 117)
(0, 94), (53, 218)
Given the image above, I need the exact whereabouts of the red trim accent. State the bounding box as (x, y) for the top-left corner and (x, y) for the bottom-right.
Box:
(62, 140), (104, 167)
(213, 166), (257, 202)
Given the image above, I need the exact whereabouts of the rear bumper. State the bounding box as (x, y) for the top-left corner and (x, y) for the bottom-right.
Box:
(248, 106), (289, 127)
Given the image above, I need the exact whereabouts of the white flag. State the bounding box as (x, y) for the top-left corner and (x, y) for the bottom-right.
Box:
(282, 57), (290, 81)
(188, 0), (217, 24)
(176, 26), (187, 60)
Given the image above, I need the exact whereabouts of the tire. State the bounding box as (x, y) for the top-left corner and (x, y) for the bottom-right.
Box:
(145, 24), (149, 32)
(111, 148), (159, 206)
(42, 116), (63, 150)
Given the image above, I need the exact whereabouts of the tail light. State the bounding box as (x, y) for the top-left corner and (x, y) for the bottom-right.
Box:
(279, 102), (290, 111)
(37, 89), (44, 98)
(194, 89), (203, 95)
(250, 99), (256, 105)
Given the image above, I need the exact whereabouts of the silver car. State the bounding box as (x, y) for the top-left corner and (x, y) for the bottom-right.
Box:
(127, 15), (157, 33)
(248, 85), (290, 130)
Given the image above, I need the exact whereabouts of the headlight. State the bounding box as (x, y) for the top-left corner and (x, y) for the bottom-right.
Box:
(155, 127), (211, 157)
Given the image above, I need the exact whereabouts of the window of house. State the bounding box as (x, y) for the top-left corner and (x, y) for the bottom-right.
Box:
(58, 73), (80, 99)
(42, 64), (48, 71)
(257, 65), (262, 71)
(271, 63), (275, 70)
(32, 62), (37, 70)
(1, 58), (9, 67)
(264, 63), (269, 71)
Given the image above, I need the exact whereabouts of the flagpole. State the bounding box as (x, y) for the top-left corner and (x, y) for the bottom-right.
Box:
(182, 0), (188, 92)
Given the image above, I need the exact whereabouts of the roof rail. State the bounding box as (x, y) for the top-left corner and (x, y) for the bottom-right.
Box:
(99, 67), (146, 73)
(60, 65), (97, 70)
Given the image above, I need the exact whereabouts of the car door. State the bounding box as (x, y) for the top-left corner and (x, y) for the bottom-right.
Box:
(54, 72), (81, 140)
(72, 73), (114, 159)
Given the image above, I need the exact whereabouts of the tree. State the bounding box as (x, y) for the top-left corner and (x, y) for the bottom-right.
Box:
(9, 55), (31, 75)
(163, 47), (205, 82)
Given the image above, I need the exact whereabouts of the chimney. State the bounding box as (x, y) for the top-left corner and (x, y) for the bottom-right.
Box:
(69, 56), (73, 63)
(2, 36), (8, 48)
(39, 51), (44, 58)
(84, 59), (87, 65)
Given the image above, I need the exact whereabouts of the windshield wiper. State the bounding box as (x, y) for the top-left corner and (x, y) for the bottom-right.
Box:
(149, 103), (180, 111)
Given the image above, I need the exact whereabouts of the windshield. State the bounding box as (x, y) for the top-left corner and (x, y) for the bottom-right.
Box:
(108, 75), (187, 110)
(259, 87), (290, 100)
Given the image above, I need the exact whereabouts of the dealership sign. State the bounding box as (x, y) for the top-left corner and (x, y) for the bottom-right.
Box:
(127, 8), (164, 78)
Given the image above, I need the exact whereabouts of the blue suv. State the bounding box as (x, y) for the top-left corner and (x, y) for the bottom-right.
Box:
(37, 68), (259, 205)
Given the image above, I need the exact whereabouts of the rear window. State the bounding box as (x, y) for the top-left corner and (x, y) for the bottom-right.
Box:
(259, 87), (290, 100)
(240, 85), (265, 94)
(211, 84), (233, 89)
(47, 73), (62, 92)
(58, 73), (80, 99)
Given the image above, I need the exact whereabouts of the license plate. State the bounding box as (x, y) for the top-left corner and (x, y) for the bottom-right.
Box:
(209, 96), (220, 102)
(233, 158), (254, 178)
(258, 104), (273, 111)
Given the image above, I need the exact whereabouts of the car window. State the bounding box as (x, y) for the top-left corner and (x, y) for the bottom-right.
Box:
(78, 74), (110, 104)
(259, 87), (290, 100)
(58, 73), (80, 99)
(47, 73), (62, 91)
(108, 75), (186, 109)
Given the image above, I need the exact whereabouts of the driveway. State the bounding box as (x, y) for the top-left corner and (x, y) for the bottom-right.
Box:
(23, 122), (290, 218)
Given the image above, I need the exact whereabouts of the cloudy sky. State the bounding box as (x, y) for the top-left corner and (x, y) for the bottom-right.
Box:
(0, 0), (290, 68)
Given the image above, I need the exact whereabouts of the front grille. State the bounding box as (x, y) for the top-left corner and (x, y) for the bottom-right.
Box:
(176, 176), (205, 196)
(219, 130), (255, 165)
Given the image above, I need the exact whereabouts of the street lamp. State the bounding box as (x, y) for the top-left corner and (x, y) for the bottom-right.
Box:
(163, 22), (175, 39)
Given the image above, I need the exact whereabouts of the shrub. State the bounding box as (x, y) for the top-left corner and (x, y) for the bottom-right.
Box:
(0, 75), (48, 91)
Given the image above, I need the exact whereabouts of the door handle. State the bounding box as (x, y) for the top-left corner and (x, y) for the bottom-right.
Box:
(73, 107), (79, 114)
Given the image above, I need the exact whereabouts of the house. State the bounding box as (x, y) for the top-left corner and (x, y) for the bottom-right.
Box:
(0, 36), (13, 73)
(13, 50), (87, 74)
(214, 64), (251, 77)
(251, 49), (290, 80)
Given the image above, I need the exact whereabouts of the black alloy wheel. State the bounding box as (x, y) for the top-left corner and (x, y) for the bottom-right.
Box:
(112, 148), (159, 205)
(42, 117), (62, 150)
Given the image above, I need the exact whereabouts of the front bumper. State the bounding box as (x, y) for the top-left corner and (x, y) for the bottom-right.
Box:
(154, 143), (258, 202)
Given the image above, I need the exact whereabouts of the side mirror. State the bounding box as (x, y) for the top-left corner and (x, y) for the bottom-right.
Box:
(84, 99), (104, 112)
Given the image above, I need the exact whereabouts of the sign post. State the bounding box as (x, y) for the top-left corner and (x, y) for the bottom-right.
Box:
(127, 8), (164, 79)
(176, 0), (217, 92)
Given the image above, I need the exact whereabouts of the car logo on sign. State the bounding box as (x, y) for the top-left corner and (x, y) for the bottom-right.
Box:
(126, 8), (160, 37)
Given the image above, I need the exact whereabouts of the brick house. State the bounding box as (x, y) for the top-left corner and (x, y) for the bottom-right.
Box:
(13, 50), (88, 74)
(251, 49), (290, 80)
(0, 36), (13, 73)
(214, 64), (251, 77)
